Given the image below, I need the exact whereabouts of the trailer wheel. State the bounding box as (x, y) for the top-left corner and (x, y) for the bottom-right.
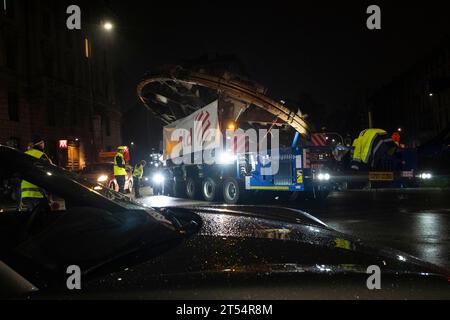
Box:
(186, 177), (199, 200)
(223, 177), (241, 204)
(202, 177), (219, 202)
(172, 180), (186, 198)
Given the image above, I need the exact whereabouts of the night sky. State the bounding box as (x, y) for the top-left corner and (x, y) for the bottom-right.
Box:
(106, 0), (450, 114)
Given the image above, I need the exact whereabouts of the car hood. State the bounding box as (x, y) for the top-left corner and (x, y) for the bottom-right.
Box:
(75, 205), (450, 296)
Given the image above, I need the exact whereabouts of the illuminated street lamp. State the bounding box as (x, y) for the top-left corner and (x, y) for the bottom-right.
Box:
(103, 21), (114, 31)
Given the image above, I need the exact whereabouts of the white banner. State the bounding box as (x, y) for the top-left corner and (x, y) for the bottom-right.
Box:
(163, 100), (220, 160)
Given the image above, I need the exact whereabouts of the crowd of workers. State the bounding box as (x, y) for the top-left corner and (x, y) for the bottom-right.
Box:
(112, 145), (147, 198)
(19, 135), (148, 211)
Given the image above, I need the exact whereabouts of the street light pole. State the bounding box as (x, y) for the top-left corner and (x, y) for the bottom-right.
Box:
(84, 20), (115, 163)
(84, 33), (98, 162)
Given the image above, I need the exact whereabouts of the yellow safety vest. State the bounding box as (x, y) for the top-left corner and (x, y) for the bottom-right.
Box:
(352, 135), (363, 163)
(353, 129), (387, 164)
(21, 149), (52, 199)
(114, 152), (127, 176)
(133, 164), (144, 179)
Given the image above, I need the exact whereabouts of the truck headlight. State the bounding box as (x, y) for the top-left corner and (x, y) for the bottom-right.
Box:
(419, 172), (433, 180)
(217, 152), (237, 164)
(97, 175), (108, 182)
(317, 173), (331, 181)
(152, 173), (165, 184)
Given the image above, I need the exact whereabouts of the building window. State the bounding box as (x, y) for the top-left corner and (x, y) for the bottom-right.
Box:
(65, 32), (73, 49)
(7, 137), (20, 149)
(104, 116), (111, 137)
(70, 104), (78, 126)
(66, 60), (75, 84)
(106, 81), (110, 100)
(3, 0), (15, 18)
(8, 91), (19, 121)
(42, 11), (51, 36)
(84, 38), (91, 59)
(6, 37), (17, 70)
(102, 72), (107, 96)
(47, 101), (56, 127)
(40, 40), (54, 77)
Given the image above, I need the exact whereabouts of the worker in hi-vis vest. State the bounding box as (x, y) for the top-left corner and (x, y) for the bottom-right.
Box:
(114, 146), (127, 193)
(20, 135), (53, 211)
(350, 128), (396, 170)
(132, 160), (146, 198)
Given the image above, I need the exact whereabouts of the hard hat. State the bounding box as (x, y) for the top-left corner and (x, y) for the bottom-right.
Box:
(117, 146), (126, 151)
(392, 132), (401, 143)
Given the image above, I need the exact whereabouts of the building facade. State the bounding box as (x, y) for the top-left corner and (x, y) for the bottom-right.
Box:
(0, 0), (121, 170)
(369, 39), (450, 147)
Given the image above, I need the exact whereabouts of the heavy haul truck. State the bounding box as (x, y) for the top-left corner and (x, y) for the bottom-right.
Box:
(137, 66), (337, 204)
(137, 66), (430, 204)
(158, 100), (334, 204)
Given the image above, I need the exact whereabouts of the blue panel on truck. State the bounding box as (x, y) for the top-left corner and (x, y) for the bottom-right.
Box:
(247, 177), (305, 191)
(245, 147), (305, 191)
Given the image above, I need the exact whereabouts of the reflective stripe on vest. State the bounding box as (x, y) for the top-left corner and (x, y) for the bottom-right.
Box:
(21, 149), (45, 199)
(114, 153), (127, 176)
(133, 164), (143, 178)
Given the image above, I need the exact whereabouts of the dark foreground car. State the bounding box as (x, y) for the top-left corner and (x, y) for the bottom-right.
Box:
(0, 145), (449, 300)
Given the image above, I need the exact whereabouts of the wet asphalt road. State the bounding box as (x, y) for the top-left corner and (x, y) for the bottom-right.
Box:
(138, 189), (450, 269)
